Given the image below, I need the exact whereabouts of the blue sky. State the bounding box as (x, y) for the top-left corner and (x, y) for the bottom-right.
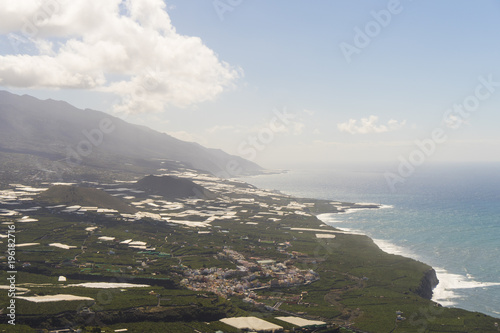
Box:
(1, 0), (499, 168)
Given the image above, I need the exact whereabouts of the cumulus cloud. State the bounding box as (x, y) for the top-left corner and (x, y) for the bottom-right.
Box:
(443, 114), (469, 129)
(168, 131), (207, 144)
(0, 0), (241, 113)
(291, 121), (305, 135)
(206, 125), (240, 134)
(337, 115), (406, 134)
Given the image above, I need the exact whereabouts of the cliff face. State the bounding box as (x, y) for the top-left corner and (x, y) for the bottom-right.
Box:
(415, 268), (439, 299)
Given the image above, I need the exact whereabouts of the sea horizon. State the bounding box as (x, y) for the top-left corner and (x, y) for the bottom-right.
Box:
(2, 2), (500, 330)
(240, 162), (500, 319)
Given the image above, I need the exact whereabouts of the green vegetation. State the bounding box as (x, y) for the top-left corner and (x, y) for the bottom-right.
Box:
(1, 170), (499, 332)
(39, 185), (137, 214)
(135, 174), (216, 200)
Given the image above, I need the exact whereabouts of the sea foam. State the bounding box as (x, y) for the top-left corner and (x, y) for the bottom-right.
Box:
(433, 268), (500, 307)
(318, 213), (500, 309)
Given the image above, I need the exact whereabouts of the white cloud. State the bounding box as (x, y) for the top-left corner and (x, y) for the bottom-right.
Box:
(443, 114), (469, 129)
(248, 119), (305, 136)
(0, 0), (241, 113)
(337, 115), (406, 134)
(313, 139), (339, 146)
(291, 121), (305, 135)
(206, 125), (239, 134)
(168, 131), (207, 145)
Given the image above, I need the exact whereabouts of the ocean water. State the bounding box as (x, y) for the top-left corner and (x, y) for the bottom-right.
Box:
(240, 163), (500, 318)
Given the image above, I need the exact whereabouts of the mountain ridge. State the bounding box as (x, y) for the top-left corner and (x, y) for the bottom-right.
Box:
(0, 90), (262, 178)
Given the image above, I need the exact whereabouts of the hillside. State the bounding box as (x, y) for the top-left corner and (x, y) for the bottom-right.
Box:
(38, 185), (137, 214)
(134, 175), (216, 200)
(1, 171), (499, 332)
(0, 91), (262, 179)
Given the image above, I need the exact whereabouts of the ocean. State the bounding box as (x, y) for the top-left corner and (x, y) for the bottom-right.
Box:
(240, 162), (500, 318)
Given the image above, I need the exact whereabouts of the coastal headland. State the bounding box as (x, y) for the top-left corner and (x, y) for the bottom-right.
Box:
(1, 169), (499, 332)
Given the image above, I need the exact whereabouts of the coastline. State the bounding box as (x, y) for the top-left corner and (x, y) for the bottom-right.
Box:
(3, 169), (500, 331)
(316, 211), (500, 317)
(239, 168), (500, 320)
(315, 212), (439, 300)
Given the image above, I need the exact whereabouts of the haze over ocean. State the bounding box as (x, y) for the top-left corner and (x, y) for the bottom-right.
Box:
(241, 162), (500, 318)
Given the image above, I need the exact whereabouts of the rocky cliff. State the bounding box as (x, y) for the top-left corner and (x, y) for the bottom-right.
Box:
(415, 268), (440, 300)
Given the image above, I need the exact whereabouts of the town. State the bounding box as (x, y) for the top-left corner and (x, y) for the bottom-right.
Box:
(181, 247), (319, 301)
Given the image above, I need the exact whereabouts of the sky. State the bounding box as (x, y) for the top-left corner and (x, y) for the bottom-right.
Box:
(0, 0), (500, 169)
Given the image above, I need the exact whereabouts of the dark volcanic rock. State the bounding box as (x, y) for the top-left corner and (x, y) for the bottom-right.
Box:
(135, 175), (216, 200)
(416, 268), (440, 300)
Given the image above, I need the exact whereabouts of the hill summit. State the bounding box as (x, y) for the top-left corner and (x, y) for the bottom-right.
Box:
(38, 185), (137, 214)
(134, 175), (215, 200)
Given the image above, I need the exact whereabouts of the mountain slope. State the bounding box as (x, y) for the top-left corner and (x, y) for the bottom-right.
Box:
(134, 175), (216, 200)
(0, 90), (262, 177)
(38, 185), (137, 214)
